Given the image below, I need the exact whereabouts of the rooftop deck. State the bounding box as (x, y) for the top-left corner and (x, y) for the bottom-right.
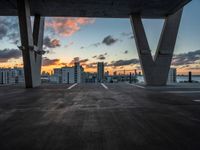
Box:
(0, 83), (200, 150)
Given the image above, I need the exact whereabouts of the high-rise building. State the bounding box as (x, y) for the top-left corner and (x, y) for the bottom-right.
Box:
(74, 62), (83, 83)
(97, 62), (104, 82)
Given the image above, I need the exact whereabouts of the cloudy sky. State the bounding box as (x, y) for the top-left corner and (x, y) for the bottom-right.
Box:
(0, 0), (200, 75)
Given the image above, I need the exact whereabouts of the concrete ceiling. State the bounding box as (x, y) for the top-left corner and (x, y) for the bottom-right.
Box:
(0, 0), (191, 18)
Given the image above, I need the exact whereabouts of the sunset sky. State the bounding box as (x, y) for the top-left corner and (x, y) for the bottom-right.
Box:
(0, 0), (200, 75)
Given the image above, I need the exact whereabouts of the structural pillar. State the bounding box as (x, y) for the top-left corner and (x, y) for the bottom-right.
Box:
(130, 9), (183, 86)
(17, 0), (45, 88)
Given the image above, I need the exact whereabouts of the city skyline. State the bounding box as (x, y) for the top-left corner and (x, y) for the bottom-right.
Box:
(0, 0), (200, 75)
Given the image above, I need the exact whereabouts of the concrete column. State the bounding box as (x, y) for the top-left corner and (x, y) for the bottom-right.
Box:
(17, 0), (45, 88)
(130, 9), (183, 86)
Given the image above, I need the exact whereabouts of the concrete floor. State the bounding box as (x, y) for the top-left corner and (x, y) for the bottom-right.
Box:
(0, 83), (200, 150)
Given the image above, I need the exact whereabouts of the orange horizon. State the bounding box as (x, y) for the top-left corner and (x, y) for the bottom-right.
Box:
(41, 66), (200, 76)
(1, 63), (200, 76)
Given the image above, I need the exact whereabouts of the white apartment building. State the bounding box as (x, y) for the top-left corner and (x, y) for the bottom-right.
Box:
(53, 68), (62, 83)
(62, 67), (75, 84)
(52, 63), (84, 84)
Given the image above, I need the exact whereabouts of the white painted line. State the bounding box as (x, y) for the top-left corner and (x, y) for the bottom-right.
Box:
(193, 100), (200, 102)
(101, 83), (108, 90)
(67, 83), (78, 90)
(162, 91), (200, 94)
(127, 83), (145, 89)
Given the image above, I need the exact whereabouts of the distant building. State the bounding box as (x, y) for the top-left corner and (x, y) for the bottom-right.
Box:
(53, 68), (62, 83)
(97, 62), (104, 82)
(51, 63), (84, 84)
(168, 68), (177, 83)
(62, 67), (75, 84)
(0, 68), (24, 85)
(83, 72), (97, 83)
(105, 71), (109, 77)
(74, 62), (84, 83)
(106, 76), (113, 83)
(134, 69), (137, 76)
(15, 68), (24, 84)
(41, 71), (50, 83)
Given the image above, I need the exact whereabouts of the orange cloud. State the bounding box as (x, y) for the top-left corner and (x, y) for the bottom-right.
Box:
(42, 57), (60, 66)
(46, 17), (95, 37)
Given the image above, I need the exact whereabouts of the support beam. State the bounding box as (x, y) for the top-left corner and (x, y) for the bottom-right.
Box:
(130, 9), (183, 86)
(17, 0), (45, 88)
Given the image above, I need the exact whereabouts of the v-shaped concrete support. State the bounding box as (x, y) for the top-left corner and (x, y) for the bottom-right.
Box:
(130, 9), (183, 86)
(17, 0), (45, 88)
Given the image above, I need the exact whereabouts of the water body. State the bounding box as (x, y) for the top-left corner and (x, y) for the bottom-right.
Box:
(137, 76), (200, 83)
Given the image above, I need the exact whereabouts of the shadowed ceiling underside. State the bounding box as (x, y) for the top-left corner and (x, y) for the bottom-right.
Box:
(0, 0), (191, 18)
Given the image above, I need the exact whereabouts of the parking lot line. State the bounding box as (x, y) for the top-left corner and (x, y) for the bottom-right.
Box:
(193, 100), (200, 102)
(162, 91), (200, 94)
(127, 83), (145, 89)
(67, 83), (78, 90)
(101, 83), (108, 90)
